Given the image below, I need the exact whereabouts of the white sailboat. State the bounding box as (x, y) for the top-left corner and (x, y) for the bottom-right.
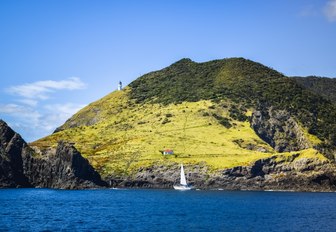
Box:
(173, 164), (192, 190)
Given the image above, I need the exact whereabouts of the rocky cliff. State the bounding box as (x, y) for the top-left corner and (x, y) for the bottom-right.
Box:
(0, 120), (31, 188)
(107, 153), (336, 192)
(251, 106), (310, 152)
(211, 154), (336, 192)
(25, 141), (107, 189)
(0, 120), (106, 189)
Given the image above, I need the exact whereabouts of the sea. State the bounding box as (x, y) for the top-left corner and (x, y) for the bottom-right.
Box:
(0, 189), (335, 232)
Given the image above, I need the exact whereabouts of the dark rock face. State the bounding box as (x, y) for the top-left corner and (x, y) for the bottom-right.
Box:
(0, 120), (106, 189)
(107, 155), (336, 192)
(24, 142), (107, 189)
(210, 155), (336, 192)
(0, 120), (30, 188)
(251, 106), (310, 152)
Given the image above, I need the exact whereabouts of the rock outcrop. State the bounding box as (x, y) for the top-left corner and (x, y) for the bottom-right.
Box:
(209, 154), (336, 192)
(0, 120), (106, 189)
(25, 141), (107, 189)
(0, 120), (31, 188)
(107, 154), (336, 192)
(251, 106), (310, 152)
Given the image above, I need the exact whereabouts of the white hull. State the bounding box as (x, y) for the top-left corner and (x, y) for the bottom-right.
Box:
(173, 185), (192, 190)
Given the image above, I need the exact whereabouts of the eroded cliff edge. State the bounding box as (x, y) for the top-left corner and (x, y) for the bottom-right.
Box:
(0, 120), (106, 189)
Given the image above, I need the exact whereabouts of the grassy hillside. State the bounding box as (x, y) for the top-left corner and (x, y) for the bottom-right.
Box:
(32, 89), (323, 177)
(129, 58), (336, 149)
(32, 88), (270, 176)
(32, 58), (335, 177)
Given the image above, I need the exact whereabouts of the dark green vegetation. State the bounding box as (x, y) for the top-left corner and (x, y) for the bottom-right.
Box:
(129, 58), (336, 156)
(293, 76), (336, 102)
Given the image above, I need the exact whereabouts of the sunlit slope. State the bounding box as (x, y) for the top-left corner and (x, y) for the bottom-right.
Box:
(32, 88), (277, 176)
(129, 58), (336, 149)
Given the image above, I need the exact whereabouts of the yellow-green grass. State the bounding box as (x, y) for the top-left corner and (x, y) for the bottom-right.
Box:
(31, 88), (324, 177)
(274, 148), (328, 163)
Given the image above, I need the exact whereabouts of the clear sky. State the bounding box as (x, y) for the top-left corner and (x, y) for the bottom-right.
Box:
(1, 0), (336, 142)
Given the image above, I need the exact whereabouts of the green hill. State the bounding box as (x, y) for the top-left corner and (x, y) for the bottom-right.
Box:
(31, 58), (336, 178)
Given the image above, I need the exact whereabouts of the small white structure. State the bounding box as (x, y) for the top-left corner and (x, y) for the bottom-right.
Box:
(163, 149), (174, 155)
(118, 81), (122, 91)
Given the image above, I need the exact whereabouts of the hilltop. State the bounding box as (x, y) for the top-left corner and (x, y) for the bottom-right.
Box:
(30, 58), (336, 190)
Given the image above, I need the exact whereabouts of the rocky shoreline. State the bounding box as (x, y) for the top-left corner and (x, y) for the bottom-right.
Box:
(105, 154), (336, 192)
(1, 119), (336, 191)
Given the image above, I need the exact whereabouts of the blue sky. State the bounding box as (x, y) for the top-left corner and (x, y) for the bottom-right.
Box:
(1, 0), (336, 142)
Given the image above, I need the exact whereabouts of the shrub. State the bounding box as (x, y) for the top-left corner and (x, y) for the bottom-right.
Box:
(212, 114), (232, 129)
(162, 118), (171, 124)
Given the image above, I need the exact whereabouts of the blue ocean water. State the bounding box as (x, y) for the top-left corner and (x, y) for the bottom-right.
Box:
(0, 189), (335, 231)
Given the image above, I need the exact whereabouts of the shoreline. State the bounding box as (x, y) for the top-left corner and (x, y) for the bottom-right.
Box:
(1, 186), (336, 193)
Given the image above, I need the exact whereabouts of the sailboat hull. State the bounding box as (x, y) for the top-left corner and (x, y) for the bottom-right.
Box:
(173, 185), (192, 190)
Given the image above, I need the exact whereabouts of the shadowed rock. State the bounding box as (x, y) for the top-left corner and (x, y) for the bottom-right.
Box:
(251, 106), (310, 152)
(0, 119), (106, 189)
(25, 141), (107, 189)
(0, 120), (31, 188)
